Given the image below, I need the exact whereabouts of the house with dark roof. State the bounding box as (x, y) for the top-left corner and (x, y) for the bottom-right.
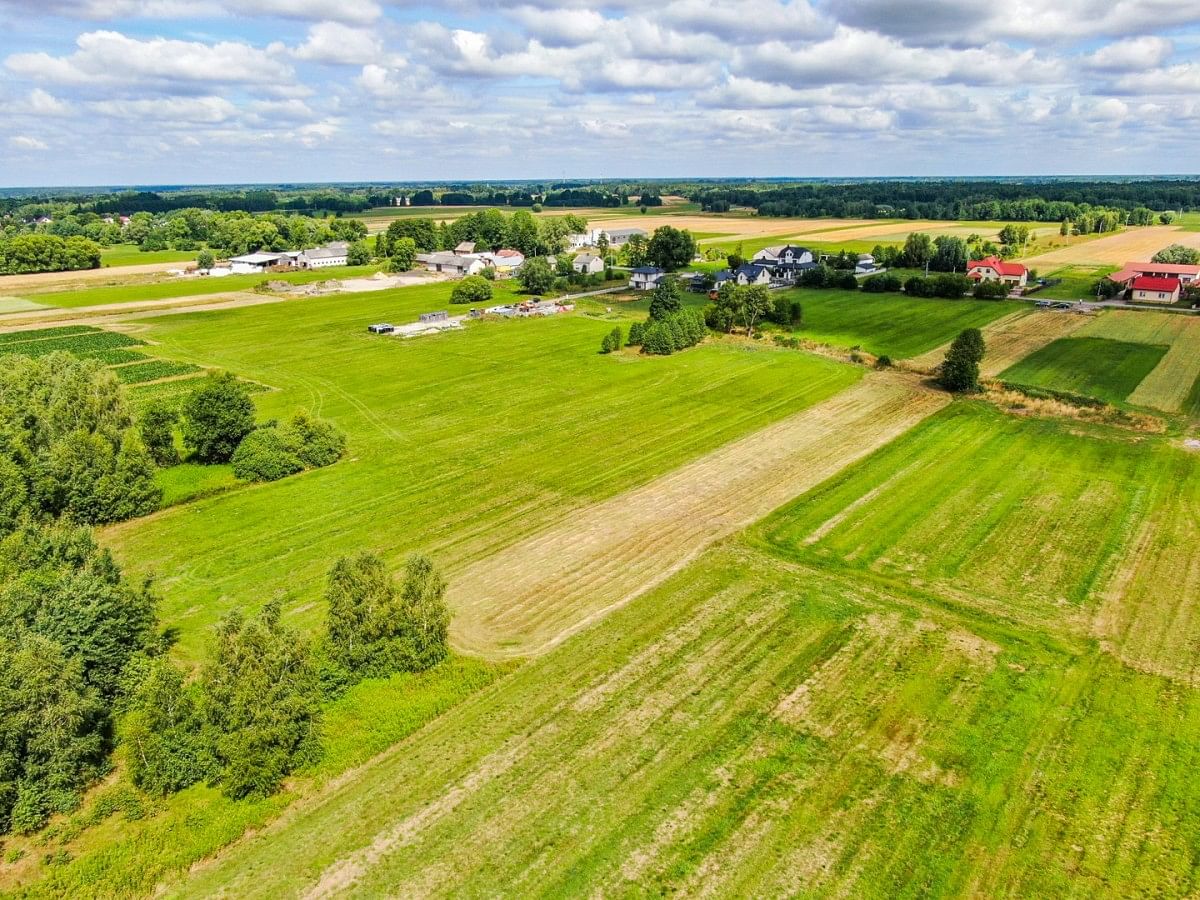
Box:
(573, 253), (604, 275)
(629, 266), (665, 290)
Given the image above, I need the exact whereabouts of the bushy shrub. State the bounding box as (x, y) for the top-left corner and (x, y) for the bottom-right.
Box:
(139, 401), (180, 467)
(626, 321), (646, 346)
(834, 272), (860, 290)
(640, 308), (705, 356)
(451, 275), (493, 304)
(862, 273), (902, 293)
(973, 279), (1009, 299)
(875, 354), (893, 368)
(280, 411), (345, 469)
(770, 296), (803, 326)
(182, 372), (255, 464)
(230, 428), (303, 482)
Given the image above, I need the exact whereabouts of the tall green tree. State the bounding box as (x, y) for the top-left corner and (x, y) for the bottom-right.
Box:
(182, 372), (255, 464)
(902, 232), (934, 268)
(939, 328), (985, 392)
(201, 600), (321, 799)
(646, 226), (697, 271)
(518, 257), (555, 295)
(648, 277), (682, 320)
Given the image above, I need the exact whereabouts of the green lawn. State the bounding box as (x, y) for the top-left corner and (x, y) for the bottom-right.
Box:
(101, 280), (861, 662)
(100, 244), (196, 267)
(1000, 336), (1168, 403)
(780, 289), (1022, 358)
(21, 265), (379, 308)
(1033, 265), (1117, 300)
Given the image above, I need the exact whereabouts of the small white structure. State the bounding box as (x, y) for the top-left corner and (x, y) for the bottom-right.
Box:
(567, 233), (592, 250)
(573, 253), (604, 275)
(629, 266), (665, 290)
(753, 245), (813, 266)
(229, 252), (289, 274)
(481, 249), (525, 274)
(855, 254), (878, 276)
(301, 242), (349, 269)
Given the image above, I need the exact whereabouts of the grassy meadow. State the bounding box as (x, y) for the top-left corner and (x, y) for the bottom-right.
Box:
(7, 256), (1200, 896)
(100, 281), (861, 662)
(99, 244), (196, 267)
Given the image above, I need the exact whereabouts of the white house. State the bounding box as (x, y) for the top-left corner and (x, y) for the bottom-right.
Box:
(567, 233), (592, 250)
(753, 245), (813, 266)
(573, 253), (604, 275)
(482, 249), (525, 274)
(855, 254), (878, 276)
(629, 266), (665, 290)
(597, 227), (647, 247)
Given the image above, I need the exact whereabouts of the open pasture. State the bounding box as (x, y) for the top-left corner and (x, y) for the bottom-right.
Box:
(101, 281), (864, 662)
(906, 310), (1090, 375)
(99, 244), (196, 267)
(780, 289), (1022, 359)
(168, 538), (1200, 899)
(1000, 336), (1168, 404)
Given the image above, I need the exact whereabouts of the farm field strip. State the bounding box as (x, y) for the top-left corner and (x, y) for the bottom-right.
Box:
(754, 402), (1200, 653)
(448, 373), (948, 659)
(999, 337), (1169, 405)
(169, 541), (1200, 899)
(1020, 225), (1200, 267)
(906, 310), (1089, 375)
(1079, 311), (1200, 413)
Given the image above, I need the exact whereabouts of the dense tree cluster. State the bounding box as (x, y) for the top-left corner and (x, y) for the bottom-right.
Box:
(377, 210), (588, 261)
(230, 412), (347, 483)
(903, 274), (974, 299)
(691, 179), (1198, 222)
(704, 283), (774, 338)
(645, 226), (697, 271)
(0, 234), (101, 275)
(0, 521), (158, 833)
(450, 275), (493, 305)
(1152, 244), (1200, 265)
(0, 352), (160, 527)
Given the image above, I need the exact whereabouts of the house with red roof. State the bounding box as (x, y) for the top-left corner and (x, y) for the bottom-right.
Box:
(1107, 262), (1200, 287)
(1130, 276), (1181, 304)
(967, 255), (1028, 287)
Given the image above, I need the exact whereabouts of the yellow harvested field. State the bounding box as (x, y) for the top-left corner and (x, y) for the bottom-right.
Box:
(1079, 311), (1200, 412)
(447, 375), (949, 659)
(906, 310), (1090, 376)
(593, 215), (877, 238)
(0, 261), (184, 291)
(1020, 226), (1200, 268)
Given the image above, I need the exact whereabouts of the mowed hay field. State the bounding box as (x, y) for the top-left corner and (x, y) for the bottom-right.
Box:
(174, 513), (1200, 898)
(1000, 336), (1169, 404)
(1074, 310), (1200, 414)
(101, 282), (863, 662)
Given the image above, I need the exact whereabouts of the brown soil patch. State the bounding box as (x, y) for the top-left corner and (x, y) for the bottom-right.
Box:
(0, 261), (185, 292)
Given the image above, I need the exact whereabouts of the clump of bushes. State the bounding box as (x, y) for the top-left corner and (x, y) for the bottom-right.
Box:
(972, 280), (1010, 299)
(600, 326), (623, 354)
(939, 327), (985, 392)
(862, 273), (903, 293)
(641, 308), (706, 356)
(450, 274), (493, 304)
(770, 296), (803, 327)
(231, 411), (346, 483)
(799, 265), (859, 290)
(904, 274), (974, 299)
(627, 321), (646, 346)
(182, 372), (255, 463)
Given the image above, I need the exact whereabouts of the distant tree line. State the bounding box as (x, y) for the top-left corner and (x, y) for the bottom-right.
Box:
(691, 180), (1199, 221)
(0, 233), (101, 275)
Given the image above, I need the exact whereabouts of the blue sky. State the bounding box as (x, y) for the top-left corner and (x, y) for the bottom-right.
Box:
(1, 0), (1198, 186)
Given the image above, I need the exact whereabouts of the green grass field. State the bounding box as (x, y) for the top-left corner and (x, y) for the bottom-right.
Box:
(9, 267), (1200, 896)
(99, 244), (196, 267)
(1000, 336), (1169, 403)
(20, 265), (378, 308)
(100, 281), (861, 663)
(1034, 264), (1117, 300)
(779, 289), (1022, 358)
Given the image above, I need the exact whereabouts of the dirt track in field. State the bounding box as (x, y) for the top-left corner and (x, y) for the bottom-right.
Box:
(906, 310), (1090, 376)
(1020, 226), (1200, 268)
(447, 374), (949, 659)
(0, 261), (184, 292)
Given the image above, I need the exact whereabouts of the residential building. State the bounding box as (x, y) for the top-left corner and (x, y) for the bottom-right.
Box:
(967, 255), (1028, 286)
(1130, 276), (1181, 304)
(573, 253), (604, 275)
(629, 266), (665, 290)
(1108, 262), (1200, 286)
(855, 253), (878, 275)
(597, 227), (647, 247)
